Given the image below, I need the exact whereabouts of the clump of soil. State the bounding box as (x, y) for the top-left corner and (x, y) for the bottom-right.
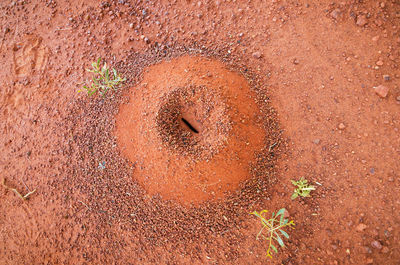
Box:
(116, 55), (276, 205)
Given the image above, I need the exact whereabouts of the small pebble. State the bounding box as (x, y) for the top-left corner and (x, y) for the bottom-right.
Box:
(383, 75), (390, 81)
(356, 15), (368, 26)
(338, 123), (346, 130)
(363, 246), (372, 254)
(252, 51), (262, 59)
(372, 35), (379, 42)
(330, 9), (341, 19)
(381, 246), (389, 253)
(373, 85), (389, 98)
(313, 139), (320, 144)
(371, 240), (382, 249)
(356, 223), (367, 232)
(376, 60), (384, 66)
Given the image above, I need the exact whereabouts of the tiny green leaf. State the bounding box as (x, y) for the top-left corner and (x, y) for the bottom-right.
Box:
(276, 208), (285, 216)
(291, 177), (316, 200)
(250, 208), (294, 260)
(279, 229), (289, 239)
(275, 233), (285, 247)
(270, 244), (278, 253)
(80, 57), (125, 97)
(105, 69), (109, 80)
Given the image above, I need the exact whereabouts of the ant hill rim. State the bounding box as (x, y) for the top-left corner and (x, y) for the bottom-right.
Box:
(116, 55), (273, 206)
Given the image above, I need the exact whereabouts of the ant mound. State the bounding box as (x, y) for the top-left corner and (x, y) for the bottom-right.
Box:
(116, 55), (267, 205)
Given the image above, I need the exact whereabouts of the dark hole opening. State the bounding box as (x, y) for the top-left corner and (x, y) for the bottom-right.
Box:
(181, 118), (199, 134)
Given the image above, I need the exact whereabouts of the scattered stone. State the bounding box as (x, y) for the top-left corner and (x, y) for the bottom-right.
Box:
(373, 85), (389, 98)
(376, 60), (384, 66)
(252, 51), (262, 59)
(330, 9), (341, 19)
(356, 15), (368, 27)
(372, 35), (379, 42)
(363, 246), (372, 254)
(383, 75), (390, 81)
(313, 139), (320, 144)
(356, 223), (367, 232)
(338, 123), (346, 130)
(371, 240), (382, 249)
(396, 96), (400, 102)
(293, 58), (299, 65)
(381, 246), (389, 253)
(300, 242), (306, 250)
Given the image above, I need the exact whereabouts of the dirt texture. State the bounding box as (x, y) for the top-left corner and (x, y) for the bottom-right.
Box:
(1, 0), (400, 264)
(116, 55), (272, 205)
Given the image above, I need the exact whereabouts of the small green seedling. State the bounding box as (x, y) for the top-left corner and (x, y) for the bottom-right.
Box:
(79, 58), (126, 96)
(291, 177), (315, 200)
(250, 208), (295, 259)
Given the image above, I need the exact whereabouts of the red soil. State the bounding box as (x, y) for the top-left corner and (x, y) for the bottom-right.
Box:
(1, 0), (400, 264)
(116, 56), (266, 205)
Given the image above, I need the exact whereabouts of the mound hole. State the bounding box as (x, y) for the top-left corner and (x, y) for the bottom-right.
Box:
(181, 117), (199, 134)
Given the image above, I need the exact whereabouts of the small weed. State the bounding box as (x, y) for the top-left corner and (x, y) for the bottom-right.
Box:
(79, 58), (126, 96)
(1, 178), (36, 200)
(291, 177), (315, 200)
(250, 208), (295, 259)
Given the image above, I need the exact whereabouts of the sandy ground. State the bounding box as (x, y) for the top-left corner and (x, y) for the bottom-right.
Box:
(1, 0), (399, 264)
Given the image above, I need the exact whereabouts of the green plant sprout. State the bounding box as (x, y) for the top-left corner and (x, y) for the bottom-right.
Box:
(250, 208), (295, 259)
(79, 58), (126, 96)
(291, 177), (316, 200)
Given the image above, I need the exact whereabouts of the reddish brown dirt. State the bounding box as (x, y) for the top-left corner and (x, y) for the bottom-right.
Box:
(1, 0), (400, 264)
(116, 56), (267, 205)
